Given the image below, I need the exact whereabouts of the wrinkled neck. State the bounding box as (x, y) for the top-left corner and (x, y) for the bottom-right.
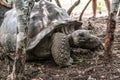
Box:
(68, 35), (77, 48)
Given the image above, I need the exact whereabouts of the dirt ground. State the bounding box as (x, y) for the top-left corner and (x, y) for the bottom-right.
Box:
(0, 16), (120, 80)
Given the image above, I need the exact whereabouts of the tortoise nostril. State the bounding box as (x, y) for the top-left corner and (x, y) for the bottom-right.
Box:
(89, 39), (94, 42)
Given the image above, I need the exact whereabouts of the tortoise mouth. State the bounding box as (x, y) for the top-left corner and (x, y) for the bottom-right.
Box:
(79, 37), (91, 42)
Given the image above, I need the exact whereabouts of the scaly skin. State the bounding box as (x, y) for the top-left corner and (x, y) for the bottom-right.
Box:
(71, 30), (104, 51)
(51, 33), (73, 67)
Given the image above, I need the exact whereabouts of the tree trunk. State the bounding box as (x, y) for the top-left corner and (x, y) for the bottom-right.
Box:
(67, 0), (80, 15)
(104, 13), (116, 61)
(55, 0), (62, 8)
(7, 0), (34, 80)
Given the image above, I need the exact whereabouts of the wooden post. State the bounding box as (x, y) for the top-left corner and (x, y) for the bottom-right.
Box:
(7, 0), (34, 80)
(104, 13), (116, 61)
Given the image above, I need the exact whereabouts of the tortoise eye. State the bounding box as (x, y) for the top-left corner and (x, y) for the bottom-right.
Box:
(79, 33), (85, 37)
(32, 16), (36, 20)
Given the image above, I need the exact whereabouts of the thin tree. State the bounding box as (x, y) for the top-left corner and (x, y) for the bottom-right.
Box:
(104, 13), (116, 61)
(7, 0), (34, 80)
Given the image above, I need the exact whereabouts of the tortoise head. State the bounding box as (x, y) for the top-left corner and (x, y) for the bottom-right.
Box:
(71, 30), (104, 51)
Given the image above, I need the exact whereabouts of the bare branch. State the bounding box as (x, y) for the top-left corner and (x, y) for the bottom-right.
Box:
(67, 0), (80, 15)
(55, 0), (62, 8)
(79, 0), (91, 21)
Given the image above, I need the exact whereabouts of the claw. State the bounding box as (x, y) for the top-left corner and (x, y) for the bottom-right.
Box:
(96, 43), (104, 51)
(100, 44), (104, 50)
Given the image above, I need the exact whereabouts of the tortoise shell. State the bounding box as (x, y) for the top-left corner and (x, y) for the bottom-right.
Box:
(0, 0), (82, 52)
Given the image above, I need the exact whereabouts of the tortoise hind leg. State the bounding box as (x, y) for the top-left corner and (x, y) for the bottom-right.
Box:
(51, 33), (73, 67)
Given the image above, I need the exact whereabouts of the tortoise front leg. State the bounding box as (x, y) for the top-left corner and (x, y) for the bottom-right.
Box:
(51, 33), (73, 67)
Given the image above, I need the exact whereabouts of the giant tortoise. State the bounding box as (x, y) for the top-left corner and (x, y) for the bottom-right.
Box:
(0, 0), (104, 66)
(0, 4), (11, 26)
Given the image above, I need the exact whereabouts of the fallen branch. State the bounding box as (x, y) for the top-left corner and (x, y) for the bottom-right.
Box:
(82, 66), (94, 74)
